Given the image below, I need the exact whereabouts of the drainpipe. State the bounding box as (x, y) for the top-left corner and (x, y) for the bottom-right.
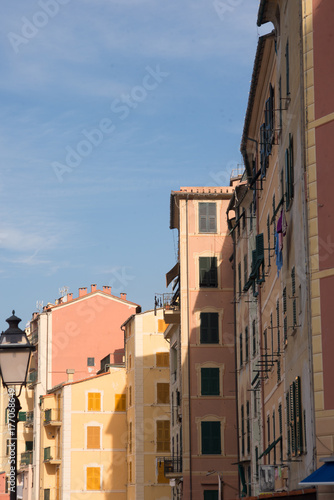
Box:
(186, 196), (193, 500)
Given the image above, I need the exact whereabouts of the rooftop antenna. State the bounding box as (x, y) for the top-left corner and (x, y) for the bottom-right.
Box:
(59, 286), (69, 297)
(36, 300), (43, 312)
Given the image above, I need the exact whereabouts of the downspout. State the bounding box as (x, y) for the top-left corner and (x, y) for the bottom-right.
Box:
(186, 196), (193, 500)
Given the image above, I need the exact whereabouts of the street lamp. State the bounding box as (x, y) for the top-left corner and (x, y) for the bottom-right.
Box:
(0, 311), (34, 500)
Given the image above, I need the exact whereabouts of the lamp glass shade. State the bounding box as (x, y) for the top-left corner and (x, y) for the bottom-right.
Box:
(0, 348), (31, 386)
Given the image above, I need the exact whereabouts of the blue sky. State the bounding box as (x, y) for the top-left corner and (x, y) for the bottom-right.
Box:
(0, 0), (263, 327)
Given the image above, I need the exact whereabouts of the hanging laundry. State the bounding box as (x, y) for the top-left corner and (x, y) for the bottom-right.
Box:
(275, 229), (283, 276)
(277, 209), (287, 252)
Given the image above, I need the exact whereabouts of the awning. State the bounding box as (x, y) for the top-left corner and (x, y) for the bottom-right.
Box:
(300, 458), (334, 486)
(166, 262), (180, 287)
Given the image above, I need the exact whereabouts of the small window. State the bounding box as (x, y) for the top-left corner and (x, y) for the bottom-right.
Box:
(129, 461), (132, 483)
(129, 422), (132, 453)
(115, 394), (126, 412)
(156, 420), (170, 452)
(199, 257), (218, 288)
(6, 439), (10, 456)
(87, 392), (101, 412)
(201, 421), (221, 455)
(201, 368), (219, 396)
(156, 352), (169, 367)
(200, 313), (219, 344)
(87, 426), (100, 449)
(129, 386), (132, 407)
(25, 441), (33, 451)
(87, 357), (95, 367)
(18, 411), (27, 422)
(157, 383), (170, 404)
(199, 202), (217, 233)
(128, 354), (132, 369)
(86, 467), (100, 491)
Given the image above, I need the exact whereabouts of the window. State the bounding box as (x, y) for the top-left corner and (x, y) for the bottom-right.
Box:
(276, 299), (280, 354)
(157, 459), (169, 484)
(252, 320), (256, 357)
(129, 462), (132, 483)
(204, 492), (218, 500)
(279, 76), (282, 129)
(87, 392), (101, 411)
(199, 202), (217, 233)
(200, 312), (219, 344)
(288, 376), (303, 457)
(278, 403), (283, 461)
(25, 441), (33, 451)
(128, 354), (132, 369)
(199, 257), (218, 288)
(283, 287), (288, 345)
(156, 352), (169, 367)
(240, 333), (243, 366)
(157, 383), (170, 404)
(156, 420), (170, 452)
(6, 439), (10, 456)
(241, 405), (245, 455)
(238, 262), (242, 295)
(44, 490), (50, 500)
(285, 39), (290, 95)
(242, 208), (246, 230)
(18, 411), (26, 422)
(245, 327), (249, 363)
(291, 267), (297, 328)
(265, 84), (274, 155)
(87, 357), (95, 367)
(267, 215), (271, 267)
(129, 386), (132, 407)
(86, 467), (100, 491)
(247, 402), (250, 454)
(285, 134), (294, 209)
(115, 394), (126, 412)
(267, 414), (271, 462)
(201, 368), (219, 396)
(244, 255), (248, 288)
(87, 426), (100, 449)
(201, 421), (221, 455)
(129, 422), (132, 453)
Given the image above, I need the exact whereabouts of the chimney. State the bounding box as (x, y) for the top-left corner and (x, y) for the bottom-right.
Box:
(91, 284), (97, 293)
(120, 293), (127, 301)
(67, 293), (73, 302)
(79, 287), (87, 297)
(102, 286), (111, 295)
(66, 369), (75, 382)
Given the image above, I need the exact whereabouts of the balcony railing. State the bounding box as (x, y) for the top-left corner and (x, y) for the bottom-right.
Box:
(44, 447), (61, 464)
(20, 451), (33, 466)
(44, 408), (61, 425)
(158, 456), (182, 478)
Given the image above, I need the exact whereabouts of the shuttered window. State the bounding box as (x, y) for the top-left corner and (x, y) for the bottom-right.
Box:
(200, 313), (219, 344)
(201, 421), (221, 455)
(157, 460), (169, 484)
(88, 393), (101, 412)
(156, 352), (169, 367)
(199, 202), (217, 233)
(86, 467), (100, 490)
(157, 383), (170, 404)
(156, 421), (170, 452)
(115, 394), (126, 412)
(288, 376), (303, 457)
(199, 257), (218, 287)
(87, 426), (100, 449)
(201, 368), (220, 396)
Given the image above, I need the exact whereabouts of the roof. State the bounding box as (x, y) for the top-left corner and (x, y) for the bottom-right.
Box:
(170, 186), (234, 229)
(240, 32), (275, 178)
(46, 367), (125, 394)
(257, 0), (278, 27)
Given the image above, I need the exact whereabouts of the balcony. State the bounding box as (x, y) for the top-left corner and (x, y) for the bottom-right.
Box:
(25, 411), (34, 428)
(159, 456), (182, 479)
(44, 409), (61, 426)
(44, 446), (61, 465)
(20, 451), (33, 466)
(155, 293), (180, 325)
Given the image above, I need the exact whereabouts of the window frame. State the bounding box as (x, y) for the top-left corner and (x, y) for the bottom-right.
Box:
(200, 312), (219, 344)
(199, 256), (218, 288)
(198, 202), (217, 233)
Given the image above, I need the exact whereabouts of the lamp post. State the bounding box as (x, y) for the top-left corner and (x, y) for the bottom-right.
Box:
(0, 311), (34, 500)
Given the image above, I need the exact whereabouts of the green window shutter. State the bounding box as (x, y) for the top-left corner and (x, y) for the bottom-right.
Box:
(204, 491), (218, 500)
(284, 317), (288, 344)
(240, 333), (243, 366)
(276, 300), (280, 354)
(200, 313), (219, 344)
(256, 233), (264, 265)
(19, 411), (27, 422)
(283, 287), (287, 314)
(245, 326), (249, 362)
(267, 215), (271, 267)
(25, 441), (33, 451)
(291, 267), (296, 296)
(295, 377), (303, 454)
(241, 405), (245, 455)
(290, 383), (296, 456)
(201, 368), (219, 396)
(244, 255), (248, 288)
(246, 401), (250, 454)
(199, 203), (217, 233)
(201, 421), (221, 455)
(277, 359), (281, 383)
(260, 123), (267, 177)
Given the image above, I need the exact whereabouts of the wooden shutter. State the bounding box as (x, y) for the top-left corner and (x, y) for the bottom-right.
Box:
(115, 394), (126, 411)
(200, 313), (218, 344)
(156, 352), (169, 367)
(87, 426), (100, 449)
(201, 368), (219, 396)
(199, 203), (216, 233)
(295, 377), (303, 454)
(201, 421), (221, 455)
(157, 421), (170, 452)
(157, 383), (170, 404)
(157, 459), (169, 484)
(87, 467), (100, 490)
(88, 392), (101, 411)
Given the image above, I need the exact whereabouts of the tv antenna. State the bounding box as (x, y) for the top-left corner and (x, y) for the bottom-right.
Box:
(59, 286), (69, 297)
(36, 300), (43, 312)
